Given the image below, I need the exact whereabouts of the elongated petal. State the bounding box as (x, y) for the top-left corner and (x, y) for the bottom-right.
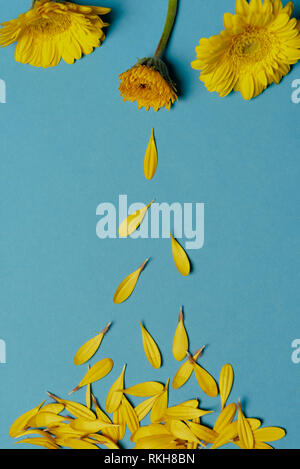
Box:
(124, 381), (164, 397)
(172, 307), (189, 361)
(172, 350), (202, 389)
(213, 403), (237, 433)
(169, 420), (199, 443)
(187, 421), (218, 444)
(113, 259), (148, 304)
(56, 437), (98, 450)
(150, 380), (169, 423)
(28, 412), (66, 428)
(170, 233), (190, 276)
(86, 434), (120, 449)
(119, 202), (153, 237)
(47, 393), (96, 420)
(105, 365), (126, 413)
(164, 405), (212, 420)
(73, 323), (110, 365)
(193, 363), (218, 397)
(211, 422), (238, 449)
(9, 401), (45, 437)
(219, 364), (234, 409)
(131, 423), (170, 443)
(71, 358), (113, 392)
(140, 323), (161, 369)
(254, 427), (286, 442)
(70, 418), (115, 434)
(134, 395), (159, 422)
(144, 128), (158, 180)
(237, 401), (254, 449)
(113, 407), (126, 441)
(15, 437), (59, 449)
(40, 403), (64, 415)
(120, 395), (139, 433)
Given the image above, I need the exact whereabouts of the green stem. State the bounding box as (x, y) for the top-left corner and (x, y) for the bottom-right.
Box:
(154, 0), (178, 59)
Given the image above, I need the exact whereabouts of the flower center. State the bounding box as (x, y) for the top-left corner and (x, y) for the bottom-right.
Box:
(29, 13), (71, 36)
(230, 27), (273, 64)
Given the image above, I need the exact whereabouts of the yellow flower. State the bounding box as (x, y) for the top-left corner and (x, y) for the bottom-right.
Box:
(119, 58), (178, 112)
(0, 0), (110, 68)
(191, 0), (300, 100)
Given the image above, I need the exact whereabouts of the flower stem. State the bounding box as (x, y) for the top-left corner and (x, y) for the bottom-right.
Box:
(154, 0), (178, 59)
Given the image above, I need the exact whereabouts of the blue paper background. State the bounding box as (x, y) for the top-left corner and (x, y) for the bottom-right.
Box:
(0, 0), (299, 449)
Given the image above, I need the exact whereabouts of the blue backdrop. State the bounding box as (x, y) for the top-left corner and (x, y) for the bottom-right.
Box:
(0, 0), (299, 449)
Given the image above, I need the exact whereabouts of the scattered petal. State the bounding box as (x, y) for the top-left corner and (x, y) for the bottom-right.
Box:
(140, 322), (162, 369)
(170, 233), (190, 276)
(144, 128), (158, 180)
(113, 259), (149, 304)
(73, 323), (111, 366)
(119, 202), (153, 237)
(172, 306), (189, 361)
(219, 364), (234, 409)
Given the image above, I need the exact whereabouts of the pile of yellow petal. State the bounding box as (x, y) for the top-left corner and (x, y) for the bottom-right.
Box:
(9, 310), (285, 450)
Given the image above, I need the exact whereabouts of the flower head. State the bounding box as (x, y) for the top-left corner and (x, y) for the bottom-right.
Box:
(191, 0), (300, 100)
(0, 0), (110, 68)
(119, 57), (178, 112)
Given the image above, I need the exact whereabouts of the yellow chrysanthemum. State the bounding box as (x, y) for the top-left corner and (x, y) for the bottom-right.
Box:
(0, 0), (110, 68)
(119, 59), (178, 112)
(191, 0), (300, 100)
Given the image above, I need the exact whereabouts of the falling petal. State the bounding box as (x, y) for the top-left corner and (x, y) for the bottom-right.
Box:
(187, 421), (218, 444)
(47, 392), (96, 420)
(169, 420), (199, 444)
(253, 427), (286, 442)
(105, 365), (126, 414)
(9, 401), (45, 437)
(170, 233), (190, 276)
(140, 322), (162, 369)
(237, 400), (254, 449)
(113, 259), (149, 304)
(70, 418), (116, 434)
(172, 350), (202, 389)
(15, 437), (59, 449)
(131, 423), (170, 443)
(150, 380), (169, 423)
(219, 364), (234, 409)
(73, 323), (111, 366)
(70, 358), (113, 393)
(119, 202), (153, 237)
(124, 381), (164, 397)
(144, 128), (158, 180)
(193, 362), (218, 398)
(164, 405), (212, 420)
(213, 403), (237, 434)
(120, 395), (139, 433)
(134, 395), (160, 422)
(172, 306), (189, 361)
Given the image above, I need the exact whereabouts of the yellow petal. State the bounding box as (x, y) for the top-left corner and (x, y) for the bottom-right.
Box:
(134, 395), (159, 422)
(14, 429), (55, 442)
(113, 407), (126, 441)
(150, 380), (169, 423)
(237, 400), (254, 449)
(15, 437), (59, 449)
(193, 363), (218, 397)
(56, 437), (98, 450)
(124, 381), (164, 397)
(71, 358), (113, 393)
(172, 306), (189, 361)
(105, 365), (126, 413)
(47, 392), (96, 420)
(119, 202), (153, 237)
(172, 350), (202, 389)
(28, 412), (66, 428)
(187, 421), (218, 444)
(113, 259), (149, 304)
(120, 395), (139, 433)
(219, 364), (234, 409)
(134, 435), (178, 449)
(140, 322), (161, 369)
(254, 427), (286, 442)
(211, 422), (238, 449)
(213, 403), (237, 433)
(164, 405), (212, 420)
(170, 233), (190, 276)
(70, 418), (115, 434)
(39, 403), (64, 415)
(91, 394), (118, 442)
(131, 423), (170, 443)
(144, 128), (158, 180)
(73, 323), (111, 365)
(9, 401), (45, 437)
(87, 433), (120, 449)
(169, 420), (199, 444)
